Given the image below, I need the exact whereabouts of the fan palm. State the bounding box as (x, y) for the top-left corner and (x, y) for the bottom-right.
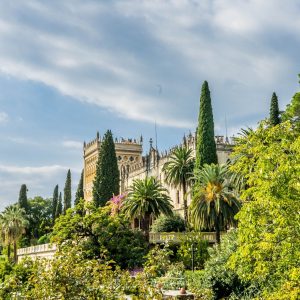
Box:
(122, 177), (173, 232)
(162, 146), (194, 228)
(0, 205), (28, 262)
(189, 164), (241, 244)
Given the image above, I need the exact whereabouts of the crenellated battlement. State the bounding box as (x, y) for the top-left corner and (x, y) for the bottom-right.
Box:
(83, 131), (143, 201)
(123, 133), (235, 177)
(83, 130), (234, 202)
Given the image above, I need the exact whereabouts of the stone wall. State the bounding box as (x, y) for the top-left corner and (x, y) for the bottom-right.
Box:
(17, 243), (56, 262)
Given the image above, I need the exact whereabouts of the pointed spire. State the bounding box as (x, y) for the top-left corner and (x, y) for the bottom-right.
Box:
(183, 134), (187, 147)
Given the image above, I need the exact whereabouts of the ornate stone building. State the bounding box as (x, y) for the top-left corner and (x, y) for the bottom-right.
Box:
(83, 132), (233, 214)
(83, 132), (143, 202)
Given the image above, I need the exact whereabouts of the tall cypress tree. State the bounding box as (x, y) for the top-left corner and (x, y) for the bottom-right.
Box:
(18, 184), (28, 213)
(75, 169), (84, 206)
(55, 192), (63, 218)
(52, 185), (59, 222)
(269, 92), (280, 126)
(195, 81), (218, 170)
(93, 130), (119, 207)
(63, 169), (72, 213)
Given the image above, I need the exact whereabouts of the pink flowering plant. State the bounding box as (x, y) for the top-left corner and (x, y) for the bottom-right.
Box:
(110, 193), (127, 216)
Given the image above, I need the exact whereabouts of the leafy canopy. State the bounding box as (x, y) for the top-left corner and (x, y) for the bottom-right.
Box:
(229, 121), (300, 297)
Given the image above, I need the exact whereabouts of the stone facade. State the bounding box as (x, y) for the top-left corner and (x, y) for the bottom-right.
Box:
(83, 131), (233, 214)
(83, 132), (143, 202)
(17, 243), (56, 262)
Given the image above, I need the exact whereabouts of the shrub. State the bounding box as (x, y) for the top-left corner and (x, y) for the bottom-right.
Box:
(185, 270), (213, 300)
(201, 229), (247, 299)
(51, 201), (149, 269)
(176, 232), (209, 270)
(144, 244), (173, 278)
(1, 248), (163, 299)
(151, 214), (185, 233)
(0, 256), (12, 282)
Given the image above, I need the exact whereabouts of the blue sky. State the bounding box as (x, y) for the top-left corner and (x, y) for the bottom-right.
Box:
(0, 0), (299, 210)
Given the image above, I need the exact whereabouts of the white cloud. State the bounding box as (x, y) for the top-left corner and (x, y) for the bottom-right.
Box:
(0, 163), (81, 210)
(62, 140), (83, 150)
(0, 0), (299, 130)
(0, 112), (9, 123)
(0, 164), (70, 176)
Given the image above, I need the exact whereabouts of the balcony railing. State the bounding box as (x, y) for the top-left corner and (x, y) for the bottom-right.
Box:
(17, 243), (56, 256)
(149, 231), (225, 244)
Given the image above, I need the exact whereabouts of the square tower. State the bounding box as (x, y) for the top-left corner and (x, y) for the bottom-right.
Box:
(83, 133), (143, 202)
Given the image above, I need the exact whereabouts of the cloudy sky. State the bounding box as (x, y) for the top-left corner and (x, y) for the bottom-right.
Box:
(0, 0), (299, 210)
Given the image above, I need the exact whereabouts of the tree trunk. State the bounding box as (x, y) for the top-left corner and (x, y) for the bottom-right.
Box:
(13, 241), (17, 263)
(7, 243), (11, 261)
(142, 214), (150, 241)
(182, 180), (188, 231)
(215, 215), (221, 244)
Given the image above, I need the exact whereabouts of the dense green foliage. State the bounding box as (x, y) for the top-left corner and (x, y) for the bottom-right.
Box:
(282, 74), (300, 124)
(122, 177), (173, 232)
(144, 244), (173, 278)
(0, 253), (162, 299)
(93, 130), (120, 207)
(269, 92), (280, 126)
(0, 257), (37, 298)
(163, 146), (194, 227)
(25, 196), (53, 245)
(184, 230), (243, 300)
(51, 200), (148, 269)
(229, 121), (300, 298)
(190, 164), (241, 243)
(195, 81), (218, 169)
(75, 169), (84, 205)
(63, 169), (72, 213)
(151, 214), (185, 233)
(18, 184), (28, 213)
(177, 233), (209, 270)
(52, 185), (59, 222)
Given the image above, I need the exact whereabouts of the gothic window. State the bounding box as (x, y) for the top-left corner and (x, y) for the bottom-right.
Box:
(177, 190), (180, 204)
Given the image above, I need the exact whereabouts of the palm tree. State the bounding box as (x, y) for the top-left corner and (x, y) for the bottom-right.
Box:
(189, 164), (241, 244)
(122, 177), (173, 233)
(162, 146), (194, 228)
(0, 205), (28, 262)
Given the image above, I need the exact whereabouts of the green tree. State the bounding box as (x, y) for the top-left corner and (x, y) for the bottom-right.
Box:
(163, 146), (194, 228)
(190, 164), (241, 244)
(269, 92), (280, 126)
(55, 192), (63, 219)
(122, 177), (174, 232)
(52, 185), (58, 222)
(18, 184), (28, 213)
(195, 81), (218, 170)
(187, 230), (246, 299)
(0, 205), (28, 262)
(51, 200), (148, 269)
(63, 169), (71, 213)
(93, 130), (119, 207)
(282, 74), (300, 125)
(229, 121), (300, 297)
(26, 197), (53, 244)
(151, 214), (185, 233)
(75, 169), (84, 206)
